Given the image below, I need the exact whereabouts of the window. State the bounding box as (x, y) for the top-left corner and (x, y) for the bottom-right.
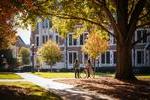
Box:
(113, 37), (116, 44)
(45, 20), (49, 28)
(68, 34), (77, 46)
(84, 33), (88, 43)
(101, 53), (105, 64)
(42, 36), (45, 44)
(45, 35), (48, 42)
(136, 30), (147, 43)
(69, 34), (72, 45)
(73, 52), (77, 62)
(56, 35), (59, 44)
(36, 36), (39, 46)
(113, 51), (117, 64)
(68, 52), (77, 64)
(143, 30), (147, 43)
(106, 52), (110, 64)
(80, 34), (83, 45)
(73, 39), (77, 45)
(101, 51), (111, 64)
(137, 30), (142, 43)
(137, 51), (144, 65)
(69, 52), (72, 64)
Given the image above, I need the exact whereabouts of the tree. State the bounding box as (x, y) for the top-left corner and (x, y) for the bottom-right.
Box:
(35, 56), (42, 72)
(31, 0), (150, 80)
(82, 30), (109, 76)
(82, 30), (109, 59)
(0, 49), (17, 70)
(0, 0), (36, 49)
(18, 47), (30, 65)
(37, 40), (62, 72)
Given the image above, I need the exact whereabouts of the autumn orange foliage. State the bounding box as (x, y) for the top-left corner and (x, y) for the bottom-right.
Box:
(82, 30), (109, 59)
(0, 0), (34, 49)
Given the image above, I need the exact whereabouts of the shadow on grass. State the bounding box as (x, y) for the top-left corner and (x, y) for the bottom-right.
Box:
(79, 78), (150, 100)
(0, 85), (62, 100)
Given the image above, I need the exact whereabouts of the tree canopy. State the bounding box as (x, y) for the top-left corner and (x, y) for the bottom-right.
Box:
(37, 40), (62, 71)
(1, 0), (150, 80)
(18, 47), (30, 65)
(82, 30), (109, 59)
(32, 0), (150, 80)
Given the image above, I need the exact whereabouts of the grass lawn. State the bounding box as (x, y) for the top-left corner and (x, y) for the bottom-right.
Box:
(32, 72), (74, 78)
(0, 72), (22, 79)
(136, 75), (150, 79)
(32, 72), (114, 79)
(0, 81), (62, 100)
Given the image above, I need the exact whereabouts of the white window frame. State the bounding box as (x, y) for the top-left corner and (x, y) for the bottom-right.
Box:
(67, 51), (78, 66)
(135, 49), (145, 66)
(135, 29), (148, 45)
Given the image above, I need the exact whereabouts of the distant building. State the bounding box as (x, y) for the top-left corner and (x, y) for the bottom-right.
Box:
(11, 36), (27, 59)
(31, 19), (150, 70)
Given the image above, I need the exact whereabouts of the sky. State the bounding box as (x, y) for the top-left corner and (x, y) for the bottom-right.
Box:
(17, 27), (31, 45)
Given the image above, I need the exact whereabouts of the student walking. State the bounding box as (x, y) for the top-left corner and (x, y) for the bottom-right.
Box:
(85, 59), (94, 78)
(73, 59), (80, 78)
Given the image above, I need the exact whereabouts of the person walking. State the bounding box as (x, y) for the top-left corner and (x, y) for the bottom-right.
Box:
(86, 59), (94, 78)
(73, 59), (80, 78)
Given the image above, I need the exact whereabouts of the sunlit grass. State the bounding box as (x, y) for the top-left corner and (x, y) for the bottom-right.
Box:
(0, 72), (22, 79)
(0, 81), (62, 100)
(33, 72), (74, 78)
(32, 72), (115, 78)
(136, 75), (150, 79)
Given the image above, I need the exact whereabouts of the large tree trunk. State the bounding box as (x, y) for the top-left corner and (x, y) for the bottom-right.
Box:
(115, 41), (136, 80)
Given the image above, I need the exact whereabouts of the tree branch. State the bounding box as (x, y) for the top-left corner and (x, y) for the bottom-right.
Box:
(138, 10), (150, 20)
(93, 0), (119, 40)
(37, 8), (116, 38)
(128, 0), (135, 17)
(136, 21), (150, 28)
(127, 0), (146, 42)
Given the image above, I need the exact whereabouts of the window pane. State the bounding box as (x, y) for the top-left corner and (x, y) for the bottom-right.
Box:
(143, 30), (147, 43)
(36, 36), (39, 46)
(42, 36), (45, 44)
(106, 52), (110, 64)
(113, 51), (116, 64)
(80, 34), (83, 45)
(73, 39), (77, 45)
(137, 30), (142, 43)
(137, 51), (144, 64)
(69, 53), (72, 64)
(101, 53), (105, 64)
(56, 35), (59, 44)
(69, 34), (72, 45)
(73, 52), (77, 62)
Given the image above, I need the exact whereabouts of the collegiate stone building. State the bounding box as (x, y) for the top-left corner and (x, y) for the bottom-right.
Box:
(30, 19), (150, 70)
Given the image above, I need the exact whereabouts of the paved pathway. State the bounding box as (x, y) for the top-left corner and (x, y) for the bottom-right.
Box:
(16, 73), (113, 100)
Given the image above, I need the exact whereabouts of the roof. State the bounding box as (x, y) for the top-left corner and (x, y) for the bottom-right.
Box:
(16, 36), (27, 47)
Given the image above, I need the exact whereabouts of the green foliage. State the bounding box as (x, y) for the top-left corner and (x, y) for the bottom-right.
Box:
(18, 47), (30, 65)
(37, 40), (62, 69)
(0, 49), (17, 69)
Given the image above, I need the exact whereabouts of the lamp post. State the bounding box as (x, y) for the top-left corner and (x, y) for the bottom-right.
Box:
(31, 44), (35, 72)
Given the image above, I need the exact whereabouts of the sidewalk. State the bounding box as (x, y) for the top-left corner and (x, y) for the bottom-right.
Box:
(16, 73), (113, 100)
